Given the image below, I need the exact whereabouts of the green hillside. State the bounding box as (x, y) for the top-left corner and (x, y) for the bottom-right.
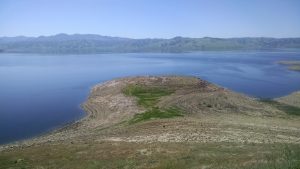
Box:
(1, 34), (300, 54)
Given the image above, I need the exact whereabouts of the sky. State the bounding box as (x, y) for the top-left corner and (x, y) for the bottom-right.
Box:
(0, 0), (300, 38)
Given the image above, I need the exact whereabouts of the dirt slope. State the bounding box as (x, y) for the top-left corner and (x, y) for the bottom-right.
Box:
(277, 91), (300, 108)
(1, 76), (297, 146)
(1, 76), (300, 169)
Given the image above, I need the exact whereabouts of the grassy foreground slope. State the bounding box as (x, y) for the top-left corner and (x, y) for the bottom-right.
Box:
(1, 76), (300, 169)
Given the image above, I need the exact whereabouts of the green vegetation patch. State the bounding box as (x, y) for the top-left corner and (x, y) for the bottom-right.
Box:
(123, 84), (174, 108)
(289, 65), (300, 71)
(129, 107), (183, 124)
(278, 60), (300, 71)
(123, 84), (183, 123)
(260, 99), (300, 116)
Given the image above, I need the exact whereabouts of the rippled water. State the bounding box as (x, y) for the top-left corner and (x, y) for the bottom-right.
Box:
(1, 51), (300, 144)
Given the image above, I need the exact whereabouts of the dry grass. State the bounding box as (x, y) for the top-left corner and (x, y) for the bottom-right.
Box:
(1, 76), (300, 169)
(1, 142), (300, 169)
(277, 91), (300, 108)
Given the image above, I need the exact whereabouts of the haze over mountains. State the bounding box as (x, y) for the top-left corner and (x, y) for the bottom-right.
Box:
(0, 33), (300, 54)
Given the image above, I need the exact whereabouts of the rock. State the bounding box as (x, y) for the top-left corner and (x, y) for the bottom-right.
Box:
(15, 159), (24, 163)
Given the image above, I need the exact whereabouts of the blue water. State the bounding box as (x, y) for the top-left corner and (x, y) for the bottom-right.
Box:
(1, 52), (300, 144)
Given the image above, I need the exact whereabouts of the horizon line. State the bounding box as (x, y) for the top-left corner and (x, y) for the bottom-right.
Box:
(1, 33), (300, 39)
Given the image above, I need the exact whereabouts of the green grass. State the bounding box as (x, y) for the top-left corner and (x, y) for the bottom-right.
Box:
(1, 142), (300, 169)
(123, 84), (174, 108)
(129, 107), (183, 124)
(158, 144), (300, 169)
(123, 84), (183, 124)
(260, 99), (300, 116)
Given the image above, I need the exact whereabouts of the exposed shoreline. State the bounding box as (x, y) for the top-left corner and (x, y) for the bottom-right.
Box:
(1, 76), (300, 168)
(278, 60), (300, 71)
(1, 76), (300, 151)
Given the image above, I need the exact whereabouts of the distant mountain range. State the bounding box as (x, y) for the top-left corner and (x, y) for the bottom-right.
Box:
(0, 34), (300, 54)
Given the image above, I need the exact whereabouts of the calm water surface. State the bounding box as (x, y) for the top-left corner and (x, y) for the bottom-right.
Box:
(1, 52), (300, 144)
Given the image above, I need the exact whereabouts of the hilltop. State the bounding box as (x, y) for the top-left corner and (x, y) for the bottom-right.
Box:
(1, 76), (300, 169)
(1, 34), (300, 54)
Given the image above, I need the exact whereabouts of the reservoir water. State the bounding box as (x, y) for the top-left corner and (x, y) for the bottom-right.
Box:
(1, 51), (300, 144)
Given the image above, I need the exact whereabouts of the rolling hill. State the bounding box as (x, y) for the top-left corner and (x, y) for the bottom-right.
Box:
(1, 34), (300, 54)
(1, 76), (300, 169)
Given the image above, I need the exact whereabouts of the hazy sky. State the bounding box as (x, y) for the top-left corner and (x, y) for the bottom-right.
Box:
(0, 0), (300, 38)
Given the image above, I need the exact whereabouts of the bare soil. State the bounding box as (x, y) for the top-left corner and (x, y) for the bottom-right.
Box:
(1, 76), (300, 169)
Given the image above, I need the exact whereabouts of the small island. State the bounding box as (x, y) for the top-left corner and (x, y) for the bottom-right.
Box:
(278, 60), (300, 71)
(1, 76), (300, 169)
